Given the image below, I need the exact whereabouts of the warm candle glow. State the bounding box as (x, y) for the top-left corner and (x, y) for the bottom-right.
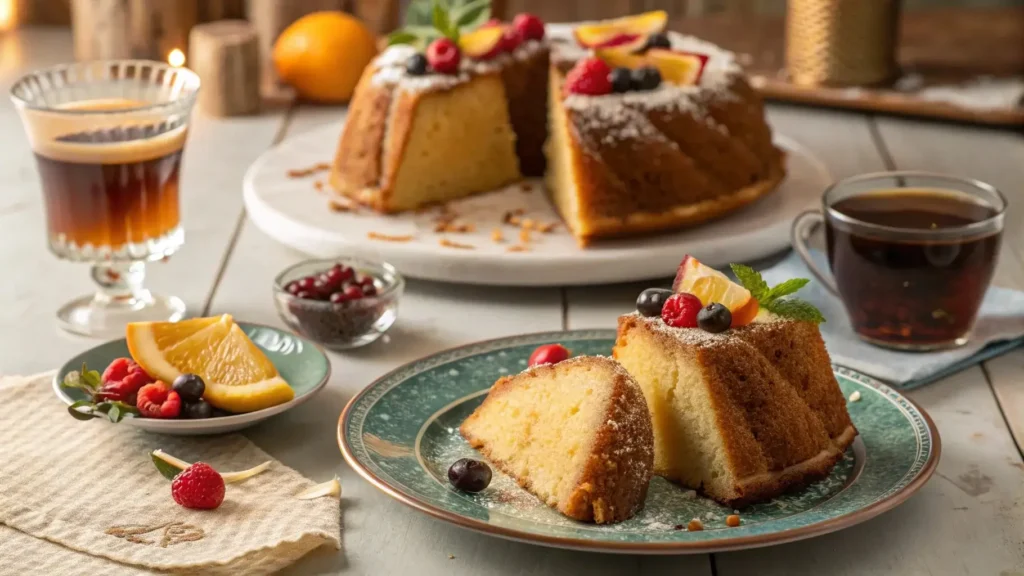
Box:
(0, 0), (16, 31)
(168, 49), (185, 67)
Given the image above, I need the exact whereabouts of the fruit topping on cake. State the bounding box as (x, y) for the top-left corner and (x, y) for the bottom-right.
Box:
(573, 11), (668, 49)
(661, 292), (702, 328)
(673, 255), (759, 327)
(448, 458), (492, 492)
(697, 303), (732, 333)
(564, 57), (613, 96)
(636, 288), (674, 317)
(405, 53), (429, 75)
(647, 49), (709, 85)
(460, 25), (506, 60)
(527, 343), (571, 367)
(512, 13), (545, 41)
(427, 38), (462, 74)
(595, 46), (648, 70)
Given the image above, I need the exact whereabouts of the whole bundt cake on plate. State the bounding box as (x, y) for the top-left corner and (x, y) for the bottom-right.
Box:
(329, 9), (785, 246)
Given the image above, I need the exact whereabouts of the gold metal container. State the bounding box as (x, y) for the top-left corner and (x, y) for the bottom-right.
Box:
(786, 0), (901, 87)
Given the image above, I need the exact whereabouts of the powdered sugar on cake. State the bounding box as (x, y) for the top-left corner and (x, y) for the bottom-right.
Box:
(371, 40), (547, 93)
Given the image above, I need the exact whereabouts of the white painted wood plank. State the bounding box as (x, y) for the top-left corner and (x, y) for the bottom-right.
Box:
(0, 29), (286, 375)
(210, 103), (705, 575)
(872, 115), (1024, 464)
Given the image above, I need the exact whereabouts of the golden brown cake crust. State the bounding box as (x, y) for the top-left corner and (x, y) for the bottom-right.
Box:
(613, 314), (857, 508)
(460, 356), (654, 524)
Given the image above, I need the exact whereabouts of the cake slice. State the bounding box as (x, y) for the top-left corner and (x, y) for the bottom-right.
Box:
(460, 356), (654, 524)
(613, 314), (856, 507)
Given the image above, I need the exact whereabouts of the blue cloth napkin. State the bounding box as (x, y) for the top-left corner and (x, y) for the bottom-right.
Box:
(759, 250), (1024, 389)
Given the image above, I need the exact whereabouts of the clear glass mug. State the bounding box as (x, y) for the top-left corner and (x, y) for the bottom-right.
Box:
(792, 172), (1006, 351)
(11, 60), (200, 338)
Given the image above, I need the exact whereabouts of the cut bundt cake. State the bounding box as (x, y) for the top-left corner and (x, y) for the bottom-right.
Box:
(460, 356), (654, 524)
(612, 257), (855, 507)
(329, 9), (786, 245)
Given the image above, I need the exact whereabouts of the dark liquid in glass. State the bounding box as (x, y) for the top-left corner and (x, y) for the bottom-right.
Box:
(826, 189), (1000, 347)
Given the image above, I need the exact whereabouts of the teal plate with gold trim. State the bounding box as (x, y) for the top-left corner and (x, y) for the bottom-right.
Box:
(338, 330), (940, 554)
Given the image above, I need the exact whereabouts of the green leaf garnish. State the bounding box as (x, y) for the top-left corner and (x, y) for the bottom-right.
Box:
(453, 0), (491, 29)
(61, 364), (140, 423)
(151, 452), (183, 481)
(730, 264), (824, 324)
(392, 0), (494, 48)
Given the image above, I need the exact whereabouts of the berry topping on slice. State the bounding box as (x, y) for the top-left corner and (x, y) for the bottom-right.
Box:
(631, 66), (662, 90)
(528, 343), (571, 367)
(646, 49), (708, 86)
(636, 288), (673, 317)
(426, 38), (461, 74)
(500, 25), (523, 52)
(564, 57), (612, 96)
(661, 293), (702, 328)
(610, 67), (633, 93)
(513, 13), (545, 41)
(643, 33), (672, 51)
(405, 53), (429, 75)
(171, 462), (226, 510)
(459, 25), (505, 60)
(136, 381), (182, 419)
(573, 11), (668, 48)
(697, 303), (733, 333)
(673, 255), (758, 327)
(448, 458), (492, 492)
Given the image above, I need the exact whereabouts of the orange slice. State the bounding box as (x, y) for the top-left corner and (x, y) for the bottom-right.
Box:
(126, 315), (294, 413)
(573, 11), (668, 48)
(672, 256), (759, 327)
(646, 49), (708, 85)
(459, 26), (505, 60)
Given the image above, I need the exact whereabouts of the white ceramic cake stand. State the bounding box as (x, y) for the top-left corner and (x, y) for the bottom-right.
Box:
(243, 123), (830, 286)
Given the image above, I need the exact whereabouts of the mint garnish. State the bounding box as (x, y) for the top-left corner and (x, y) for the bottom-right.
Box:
(730, 264), (825, 324)
(151, 452), (183, 480)
(60, 363), (139, 423)
(389, 0), (492, 48)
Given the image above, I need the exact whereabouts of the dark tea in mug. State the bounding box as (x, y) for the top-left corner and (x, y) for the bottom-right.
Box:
(826, 188), (1001, 348)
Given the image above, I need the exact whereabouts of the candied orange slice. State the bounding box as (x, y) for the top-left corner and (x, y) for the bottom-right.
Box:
(646, 49), (708, 85)
(126, 315), (294, 413)
(672, 256), (759, 327)
(573, 11), (667, 48)
(459, 26), (504, 60)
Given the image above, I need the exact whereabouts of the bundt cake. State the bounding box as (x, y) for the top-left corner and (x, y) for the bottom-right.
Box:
(613, 313), (856, 508)
(460, 355), (654, 524)
(329, 10), (785, 245)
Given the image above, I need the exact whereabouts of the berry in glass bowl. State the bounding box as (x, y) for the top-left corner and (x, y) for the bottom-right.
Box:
(273, 258), (403, 350)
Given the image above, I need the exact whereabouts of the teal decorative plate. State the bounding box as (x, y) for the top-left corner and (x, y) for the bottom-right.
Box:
(55, 322), (331, 436)
(338, 330), (941, 554)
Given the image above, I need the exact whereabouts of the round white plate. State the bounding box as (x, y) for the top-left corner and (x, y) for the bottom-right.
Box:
(244, 123), (831, 286)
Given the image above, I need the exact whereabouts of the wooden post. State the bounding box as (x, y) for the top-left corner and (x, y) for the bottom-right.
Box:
(127, 0), (198, 61)
(199, 0), (245, 21)
(188, 19), (261, 116)
(70, 0), (132, 61)
(245, 0), (346, 96)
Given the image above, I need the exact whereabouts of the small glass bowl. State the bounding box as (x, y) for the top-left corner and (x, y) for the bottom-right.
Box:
(273, 257), (403, 350)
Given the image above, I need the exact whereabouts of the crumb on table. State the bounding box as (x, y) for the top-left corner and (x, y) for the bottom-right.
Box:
(328, 199), (352, 212)
(507, 244), (530, 253)
(367, 231), (414, 242)
(286, 162), (330, 178)
(491, 228), (504, 243)
(519, 227), (531, 243)
(687, 518), (703, 531)
(849, 391), (862, 403)
(726, 514), (741, 527)
(439, 238), (475, 250)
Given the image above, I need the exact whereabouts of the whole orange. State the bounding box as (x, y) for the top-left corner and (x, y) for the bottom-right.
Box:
(273, 12), (378, 103)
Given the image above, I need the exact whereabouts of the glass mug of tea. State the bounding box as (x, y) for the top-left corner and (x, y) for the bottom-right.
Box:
(11, 61), (200, 337)
(792, 172), (1006, 351)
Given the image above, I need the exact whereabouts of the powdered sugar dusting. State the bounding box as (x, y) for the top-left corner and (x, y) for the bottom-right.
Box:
(370, 40), (548, 93)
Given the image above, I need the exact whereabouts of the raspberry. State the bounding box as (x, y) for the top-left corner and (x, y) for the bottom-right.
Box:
(482, 18), (502, 28)
(661, 293), (703, 328)
(171, 462), (225, 510)
(97, 358), (154, 403)
(499, 26), (522, 53)
(528, 344), (571, 367)
(136, 381), (182, 418)
(564, 58), (612, 96)
(513, 13), (545, 41)
(426, 38), (461, 75)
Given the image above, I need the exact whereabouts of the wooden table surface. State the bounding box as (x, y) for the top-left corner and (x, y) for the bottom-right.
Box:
(2, 28), (1023, 575)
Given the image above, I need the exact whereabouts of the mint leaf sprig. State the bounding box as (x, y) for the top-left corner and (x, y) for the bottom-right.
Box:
(60, 363), (139, 423)
(730, 264), (825, 324)
(389, 0), (492, 48)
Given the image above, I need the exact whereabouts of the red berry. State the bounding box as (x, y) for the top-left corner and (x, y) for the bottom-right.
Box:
(482, 18), (502, 28)
(136, 381), (182, 418)
(528, 344), (571, 367)
(362, 284), (378, 297)
(296, 276), (317, 291)
(513, 13), (545, 41)
(500, 26), (523, 52)
(285, 281), (301, 295)
(564, 58), (613, 96)
(171, 462), (225, 510)
(295, 290), (315, 300)
(102, 357), (132, 384)
(358, 276), (376, 288)
(661, 293), (703, 328)
(426, 38), (461, 75)
(343, 285), (364, 299)
(98, 358), (154, 403)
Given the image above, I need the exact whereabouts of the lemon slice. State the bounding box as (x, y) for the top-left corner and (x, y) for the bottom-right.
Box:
(673, 255), (759, 326)
(127, 315), (294, 413)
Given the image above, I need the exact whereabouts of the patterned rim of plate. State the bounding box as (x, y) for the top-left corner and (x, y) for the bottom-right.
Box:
(338, 330), (941, 554)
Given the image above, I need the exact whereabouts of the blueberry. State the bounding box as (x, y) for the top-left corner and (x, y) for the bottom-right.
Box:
(631, 66), (662, 91)
(172, 373), (206, 403)
(697, 303), (732, 333)
(182, 399), (214, 419)
(447, 458), (492, 493)
(610, 67), (632, 93)
(636, 288), (673, 317)
(644, 33), (671, 51)
(406, 53), (429, 76)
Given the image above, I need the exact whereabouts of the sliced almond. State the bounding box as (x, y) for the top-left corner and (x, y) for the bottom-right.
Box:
(152, 449), (272, 484)
(296, 477), (341, 500)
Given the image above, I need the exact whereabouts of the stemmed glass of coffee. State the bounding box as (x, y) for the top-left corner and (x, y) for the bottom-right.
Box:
(11, 60), (200, 338)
